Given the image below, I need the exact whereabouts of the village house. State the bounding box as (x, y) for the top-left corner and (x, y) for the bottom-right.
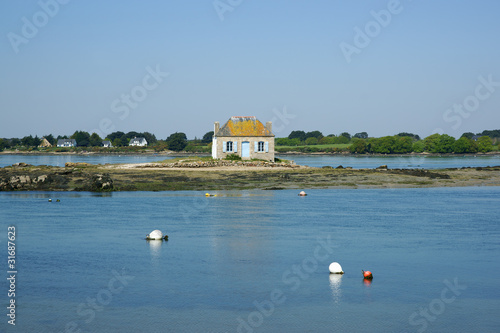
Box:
(38, 137), (52, 148)
(212, 116), (275, 161)
(102, 140), (113, 148)
(129, 137), (147, 146)
(56, 139), (77, 147)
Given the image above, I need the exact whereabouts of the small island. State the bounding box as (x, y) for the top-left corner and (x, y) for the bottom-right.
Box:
(1, 157), (499, 192)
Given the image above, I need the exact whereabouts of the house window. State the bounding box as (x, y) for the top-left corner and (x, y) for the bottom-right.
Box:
(257, 141), (265, 152)
(226, 141), (233, 152)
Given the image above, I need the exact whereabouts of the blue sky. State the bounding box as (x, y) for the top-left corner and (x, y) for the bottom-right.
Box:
(1, 0), (499, 140)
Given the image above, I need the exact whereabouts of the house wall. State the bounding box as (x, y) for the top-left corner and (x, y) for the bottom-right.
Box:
(213, 136), (274, 161)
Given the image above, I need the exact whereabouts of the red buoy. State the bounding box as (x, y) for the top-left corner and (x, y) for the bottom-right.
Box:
(362, 270), (373, 279)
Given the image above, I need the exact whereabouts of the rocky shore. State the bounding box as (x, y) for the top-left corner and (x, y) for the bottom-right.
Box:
(1, 161), (499, 192)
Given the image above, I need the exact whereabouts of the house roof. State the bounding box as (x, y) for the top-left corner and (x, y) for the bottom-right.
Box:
(57, 139), (76, 145)
(215, 116), (273, 137)
(129, 137), (147, 144)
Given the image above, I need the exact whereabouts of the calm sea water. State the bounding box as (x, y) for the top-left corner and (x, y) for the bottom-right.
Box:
(1, 188), (499, 332)
(1, 153), (500, 169)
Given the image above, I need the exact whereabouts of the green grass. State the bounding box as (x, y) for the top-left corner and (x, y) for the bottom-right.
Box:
(276, 144), (351, 149)
(155, 156), (214, 164)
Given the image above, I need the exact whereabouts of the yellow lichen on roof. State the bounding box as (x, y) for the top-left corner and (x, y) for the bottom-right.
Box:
(227, 119), (267, 136)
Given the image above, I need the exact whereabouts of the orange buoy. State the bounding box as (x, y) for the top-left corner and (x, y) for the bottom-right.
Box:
(362, 270), (373, 279)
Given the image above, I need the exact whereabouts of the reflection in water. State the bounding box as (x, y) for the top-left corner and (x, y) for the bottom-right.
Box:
(329, 274), (343, 303)
(147, 240), (163, 271)
(363, 278), (372, 286)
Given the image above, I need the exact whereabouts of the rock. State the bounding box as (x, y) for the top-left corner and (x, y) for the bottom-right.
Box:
(89, 173), (113, 191)
(12, 162), (31, 167)
(65, 162), (91, 168)
(336, 165), (344, 169)
(376, 165), (388, 170)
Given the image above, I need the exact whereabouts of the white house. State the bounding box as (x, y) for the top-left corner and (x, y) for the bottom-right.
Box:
(56, 139), (77, 147)
(212, 116), (275, 161)
(129, 137), (148, 146)
(102, 140), (113, 148)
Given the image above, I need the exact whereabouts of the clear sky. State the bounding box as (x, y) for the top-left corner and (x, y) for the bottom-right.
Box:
(1, 0), (499, 140)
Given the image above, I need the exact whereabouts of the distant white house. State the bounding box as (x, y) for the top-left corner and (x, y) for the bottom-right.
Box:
(129, 137), (147, 146)
(56, 139), (77, 147)
(102, 140), (113, 148)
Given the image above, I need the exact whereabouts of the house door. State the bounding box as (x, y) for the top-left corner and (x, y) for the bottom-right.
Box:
(241, 141), (250, 158)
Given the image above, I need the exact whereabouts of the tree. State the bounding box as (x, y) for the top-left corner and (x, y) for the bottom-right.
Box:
(33, 135), (42, 147)
(480, 129), (500, 138)
(340, 132), (351, 141)
(202, 131), (214, 143)
(393, 136), (413, 153)
(43, 134), (56, 146)
(396, 132), (420, 141)
(350, 139), (367, 153)
(305, 137), (318, 145)
(153, 140), (168, 152)
(423, 134), (441, 152)
(107, 131), (125, 142)
(89, 133), (103, 147)
(112, 138), (123, 147)
(288, 130), (306, 142)
(319, 137), (337, 145)
(477, 136), (493, 152)
(371, 136), (395, 154)
(9, 138), (20, 147)
(334, 136), (349, 144)
(460, 132), (475, 139)
(435, 134), (455, 153)
(0, 139), (5, 151)
(413, 141), (424, 153)
(71, 131), (90, 147)
(353, 132), (368, 139)
(453, 137), (477, 153)
(166, 132), (188, 152)
(305, 131), (323, 140)
(142, 132), (157, 145)
(21, 135), (34, 147)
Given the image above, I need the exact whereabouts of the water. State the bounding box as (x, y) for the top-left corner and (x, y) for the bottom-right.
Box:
(287, 154), (500, 169)
(0, 154), (173, 168)
(1, 153), (500, 169)
(1, 188), (499, 332)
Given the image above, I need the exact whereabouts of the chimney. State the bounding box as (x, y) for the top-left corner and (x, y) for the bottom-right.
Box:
(266, 121), (272, 133)
(214, 121), (220, 134)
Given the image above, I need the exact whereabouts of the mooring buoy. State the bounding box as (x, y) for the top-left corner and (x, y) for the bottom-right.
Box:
(329, 262), (344, 274)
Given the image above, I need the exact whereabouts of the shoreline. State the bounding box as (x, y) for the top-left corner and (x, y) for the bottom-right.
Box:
(1, 161), (499, 192)
(1, 150), (499, 158)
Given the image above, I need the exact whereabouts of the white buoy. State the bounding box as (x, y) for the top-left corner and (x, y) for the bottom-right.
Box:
(146, 230), (164, 240)
(329, 262), (344, 274)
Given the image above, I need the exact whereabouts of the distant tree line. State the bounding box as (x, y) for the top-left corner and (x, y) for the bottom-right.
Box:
(1, 129), (498, 154)
(349, 134), (494, 154)
(273, 129), (499, 154)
